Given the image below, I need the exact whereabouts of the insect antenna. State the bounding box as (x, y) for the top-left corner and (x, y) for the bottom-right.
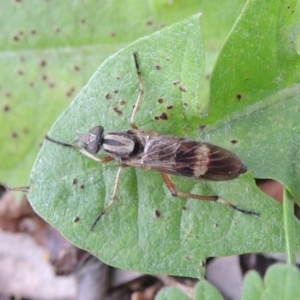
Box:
(45, 135), (77, 149)
(45, 135), (110, 163)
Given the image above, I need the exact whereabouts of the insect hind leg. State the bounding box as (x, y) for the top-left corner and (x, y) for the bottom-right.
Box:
(130, 52), (144, 130)
(160, 172), (259, 216)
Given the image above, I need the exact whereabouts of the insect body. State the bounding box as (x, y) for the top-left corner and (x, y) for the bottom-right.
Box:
(87, 127), (246, 181)
(45, 52), (259, 230)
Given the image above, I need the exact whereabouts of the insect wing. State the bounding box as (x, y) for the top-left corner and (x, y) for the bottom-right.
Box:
(125, 134), (246, 181)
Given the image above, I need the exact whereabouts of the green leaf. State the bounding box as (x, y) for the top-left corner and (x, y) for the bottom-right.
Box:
(28, 12), (300, 279)
(242, 264), (300, 300)
(193, 281), (223, 300)
(155, 281), (224, 300)
(4, 0), (300, 279)
(242, 271), (264, 300)
(155, 287), (190, 300)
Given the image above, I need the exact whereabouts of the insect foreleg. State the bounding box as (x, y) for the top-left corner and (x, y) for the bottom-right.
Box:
(90, 165), (127, 230)
(78, 148), (113, 163)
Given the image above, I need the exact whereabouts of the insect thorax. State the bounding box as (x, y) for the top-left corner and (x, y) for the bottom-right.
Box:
(103, 132), (138, 158)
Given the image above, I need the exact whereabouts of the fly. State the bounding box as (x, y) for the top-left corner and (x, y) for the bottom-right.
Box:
(45, 52), (259, 230)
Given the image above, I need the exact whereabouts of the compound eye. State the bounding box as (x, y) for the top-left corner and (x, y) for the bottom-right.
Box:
(84, 126), (104, 154)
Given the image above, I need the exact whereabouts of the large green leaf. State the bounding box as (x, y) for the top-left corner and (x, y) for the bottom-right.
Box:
(29, 10), (300, 279)
(3, 0), (300, 279)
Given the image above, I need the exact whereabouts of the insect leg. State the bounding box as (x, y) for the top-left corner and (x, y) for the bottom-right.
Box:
(130, 52), (144, 130)
(160, 173), (259, 216)
(90, 165), (127, 230)
(45, 135), (113, 163)
(8, 186), (32, 193)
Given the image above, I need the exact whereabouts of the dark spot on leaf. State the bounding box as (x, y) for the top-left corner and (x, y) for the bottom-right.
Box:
(145, 20), (153, 26)
(72, 178), (78, 185)
(113, 107), (122, 116)
(114, 89), (118, 94)
(13, 35), (19, 42)
(231, 140), (238, 144)
(18, 70), (24, 76)
(5, 93), (11, 98)
(49, 82), (55, 88)
(80, 184), (85, 189)
(40, 60), (47, 67)
(154, 116), (159, 120)
(55, 27), (60, 33)
(167, 105), (173, 109)
(179, 85), (187, 92)
(173, 81), (180, 86)
(158, 98), (163, 104)
(205, 74), (210, 80)
(29, 82), (34, 88)
(116, 76), (120, 80)
(155, 65), (161, 70)
(159, 112), (168, 120)
(73, 216), (80, 222)
(23, 128), (29, 134)
(105, 93), (111, 100)
(166, 56), (170, 61)
(183, 102), (188, 106)
(182, 206), (187, 210)
(11, 131), (18, 139)
(2, 105), (10, 112)
(80, 18), (86, 24)
(110, 32), (116, 37)
(154, 210), (161, 218)
(74, 65), (80, 71)
(19, 31), (24, 36)
(198, 124), (206, 130)
(31, 30), (36, 35)
(236, 94), (242, 101)
(41, 74), (47, 81)
(66, 87), (75, 97)
(120, 100), (125, 105)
